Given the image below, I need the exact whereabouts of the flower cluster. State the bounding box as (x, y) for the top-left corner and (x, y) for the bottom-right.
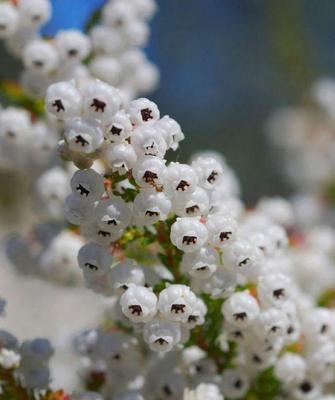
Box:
(0, 105), (58, 173)
(6, 226), (84, 285)
(21, 28), (91, 98)
(74, 329), (224, 399)
(88, 0), (158, 102)
(0, 0), (158, 235)
(0, 0), (51, 55)
(44, 77), (335, 399)
(1, 2), (335, 399)
(0, 298), (54, 392)
(267, 78), (335, 195)
(0, 0), (158, 99)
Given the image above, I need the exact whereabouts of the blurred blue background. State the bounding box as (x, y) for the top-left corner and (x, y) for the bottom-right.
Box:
(2, 0), (335, 203)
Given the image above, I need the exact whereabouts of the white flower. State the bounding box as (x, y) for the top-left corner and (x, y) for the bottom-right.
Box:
(81, 220), (124, 248)
(158, 284), (197, 323)
(143, 319), (181, 352)
(132, 0), (157, 20)
(131, 123), (167, 158)
(128, 98), (160, 125)
(78, 242), (113, 277)
(0, 348), (20, 369)
(181, 247), (218, 279)
(206, 215), (237, 248)
(274, 353), (306, 387)
(226, 239), (263, 278)
(89, 55), (122, 86)
(65, 118), (104, 154)
(45, 80), (82, 119)
(110, 260), (145, 295)
(165, 162), (199, 199)
(71, 168), (105, 203)
(54, 29), (91, 64)
(220, 368), (249, 399)
(173, 186), (209, 217)
(183, 383), (223, 400)
(192, 156), (224, 190)
(23, 40), (59, 75)
(191, 267), (237, 299)
(0, 3), (19, 38)
(155, 115), (184, 151)
(82, 80), (122, 121)
(185, 298), (207, 328)
(104, 110), (133, 143)
(133, 189), (171, 225)
(64, 194), (93, 225)
(256, 197), (294, 227)
(39, 231), (83, 284)
(120, 286), (157, 323)
(18, 0), (51, 28)
(104, 142), (137, 173)
(251, 307), (289, 341)
(290, 379), (321, 400)
(257, 273), (292, 308)
(95, 197), (131, 231)
(170, 217), (208, 253)
(102, 1), (136, 30)
(0, 107), (32, 144)
(36, 166), (70, 219)
(133, 156), (167, 188)
(222, 291), (259, 328)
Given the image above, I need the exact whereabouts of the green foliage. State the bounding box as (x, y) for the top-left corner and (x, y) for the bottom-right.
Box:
(152, 280), (171, 294)
(109, 171), (140, 203)
(246, 368), (281, 400)
(185, 294), (236, 372)
(84, 7), (103, 33)
(325, 180), (335, 206)
(201, 294), (224, 350)
(0, 81), (45, 116)
(318, 288), (335, 308)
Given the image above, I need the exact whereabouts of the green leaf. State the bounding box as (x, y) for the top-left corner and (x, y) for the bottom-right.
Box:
(84, 7), (103, 32)
(246, 367), (281, 399)
(318, 288), (335, 308)
(326, 180), (335, 206)
(153, 280), (171, 294)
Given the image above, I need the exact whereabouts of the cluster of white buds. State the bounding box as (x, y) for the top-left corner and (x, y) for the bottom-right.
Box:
(0, 0), (51, 55)
(0, 298), (54, 391)
(213, 205), (335, 400)
(74, 329), (223, 399)
(0, 105), (58, 173)
(1, 0), (334, 394)
(45, 79), (187, 233)
(88, 0), (159, 102)
(0, 305), (20, 371)
(44, 77), (335, 399)
(18, 337), (54, 390)
(34, 165), (72, 220)
(0, 0), (158, 99)
(6, 224), (84, 285)
(267, 78), (335, 195)
(21, 28), (91, 97)
(0, 327), (21, 372)
(0, 105), (62, 229)
(0, 0), (87, 97)
(77, 241), (206, 350)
